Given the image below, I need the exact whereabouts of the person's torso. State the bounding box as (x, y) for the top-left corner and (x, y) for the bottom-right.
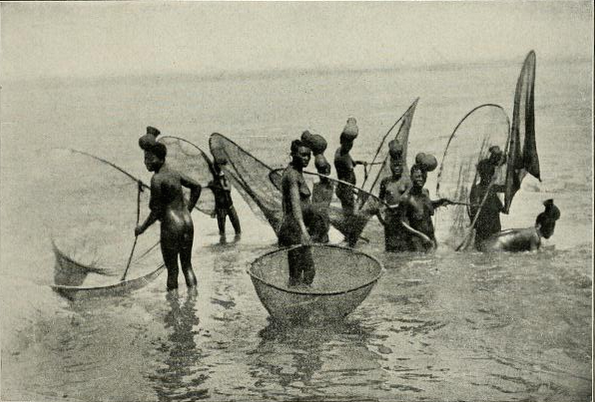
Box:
(405, 191), (434, 235)
(212, 175), (233, 208)
(153, 166), (190, 223)
(334, 148), (356, 184)
(381, 176), (411, 206)
(281, 165), (311, 221)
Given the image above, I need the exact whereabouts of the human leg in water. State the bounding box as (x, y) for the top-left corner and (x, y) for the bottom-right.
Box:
(161, 244), (181, 291)
(179, 231), (197, 287)
(161, 229), (197, 290)
(287, 246), (315, 286)
(228, 206), (242, 236)
(216, 209), (227, 242)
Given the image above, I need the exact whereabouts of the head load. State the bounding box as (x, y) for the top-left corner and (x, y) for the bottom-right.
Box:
(340, 117), (359, 143)
(414, 152), (438, 172)
(301, 130), (330, 175)
(210, 133), (229, 166)
(388, 140), (404, 161)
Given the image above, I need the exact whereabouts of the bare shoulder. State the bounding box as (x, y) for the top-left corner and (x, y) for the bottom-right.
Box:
(282, 167), (300, 183)
(150, 173), (163, 187)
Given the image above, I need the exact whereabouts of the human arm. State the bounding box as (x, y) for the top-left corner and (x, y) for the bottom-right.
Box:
(431, 198), (453, 209)
(180, 174), (202, 212)
(135, 176), (161, 236)
(399, 198), (435, 248)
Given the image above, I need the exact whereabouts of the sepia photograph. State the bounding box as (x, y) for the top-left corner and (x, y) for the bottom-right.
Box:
(0, 1), (592, 401)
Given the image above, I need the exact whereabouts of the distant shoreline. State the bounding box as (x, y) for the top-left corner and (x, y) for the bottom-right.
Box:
(1, 56), (591, 87)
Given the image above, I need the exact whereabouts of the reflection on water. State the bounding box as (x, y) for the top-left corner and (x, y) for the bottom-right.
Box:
(148, 289), (211, 401)
(247, 318), (387, 399)
(1, 60), (592, 401)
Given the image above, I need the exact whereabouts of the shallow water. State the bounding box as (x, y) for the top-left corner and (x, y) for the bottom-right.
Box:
(1, 59), (592, 401)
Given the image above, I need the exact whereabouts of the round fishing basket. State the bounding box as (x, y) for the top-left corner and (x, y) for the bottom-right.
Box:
(248, 244), (384, 323)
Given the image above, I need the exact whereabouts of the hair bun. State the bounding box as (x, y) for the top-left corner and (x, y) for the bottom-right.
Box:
(388, 140), (404, 160)
(146, 126), (161, 137)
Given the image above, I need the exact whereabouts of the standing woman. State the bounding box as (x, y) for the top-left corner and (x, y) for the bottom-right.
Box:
(399, 156), (452, 252)
(377, 140), (412, 252)
(135, 134), (202, 291)
(279, 139), (315, 286)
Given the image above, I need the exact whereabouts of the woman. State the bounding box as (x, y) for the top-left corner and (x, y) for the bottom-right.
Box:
(399, 163), (452, 252)
(482, 199), (560, 252)
(278, 139), (315, 286)
(469, 146), (507, 249)
(377, 141), (412, 252)
(135, 138), (202, 291)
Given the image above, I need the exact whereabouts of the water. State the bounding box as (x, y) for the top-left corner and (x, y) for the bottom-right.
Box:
(1, 59), (592, 401)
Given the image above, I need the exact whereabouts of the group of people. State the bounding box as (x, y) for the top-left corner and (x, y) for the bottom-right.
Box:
(469, 146), (560, 252)
(134, 120), (560, 290)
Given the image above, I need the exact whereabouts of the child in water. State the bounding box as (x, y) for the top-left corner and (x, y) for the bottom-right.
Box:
(135, 128), (202, 290)
(209, 161), (241, 243)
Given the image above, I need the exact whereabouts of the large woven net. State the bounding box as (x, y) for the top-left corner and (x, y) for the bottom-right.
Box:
(434, 104), (510, 250)
(46, 149), (162, 278)
(250, 245), (382, 294)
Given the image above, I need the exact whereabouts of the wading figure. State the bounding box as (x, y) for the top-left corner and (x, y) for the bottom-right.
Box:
(278, 139), (315, 286)
(135, 133), (202, 290)
(482, 199), (560, 252)
(377, 141), (412, 252)
(302, 131), (333, 244)
(334, 118), (366, 246)
(209, 161), (241, 243)
(399, 162), (452, 252)
(469, 146), (506, 249)
(310, 157), (333, 243)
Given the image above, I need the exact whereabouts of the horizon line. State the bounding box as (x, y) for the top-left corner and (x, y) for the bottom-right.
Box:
(1, 54), (591, 85)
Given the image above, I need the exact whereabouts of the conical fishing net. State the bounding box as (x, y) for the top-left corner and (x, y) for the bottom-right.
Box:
(158, 136), (216, 215)
(505, 50), (539, 213)
(435, 104), (510, 250)
(46, 149), (162, 277)
(209, 133), (283, 234)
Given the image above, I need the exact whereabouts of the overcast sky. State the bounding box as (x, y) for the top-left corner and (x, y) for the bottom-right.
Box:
(1, 1), (592, 80)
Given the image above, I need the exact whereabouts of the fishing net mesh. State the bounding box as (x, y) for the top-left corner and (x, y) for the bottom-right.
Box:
(435, 105), (510, 250)
(250, 245), (382, 293)
(158, 136), (216, 215)
(46, 149), (162, 276)
(209, 133), (283, 233)
(505, 51), (538, 212)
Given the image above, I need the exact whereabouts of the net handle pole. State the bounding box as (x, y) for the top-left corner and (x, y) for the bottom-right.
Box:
(360, 98), (418, 190)
(121, 181), (143, 281)
(301, 169), (435, 247)
(455, 177), (496, 252)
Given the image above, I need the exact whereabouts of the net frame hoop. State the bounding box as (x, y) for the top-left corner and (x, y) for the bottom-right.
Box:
(434, 103), (512, 251)
(247, 243), (384, 296)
